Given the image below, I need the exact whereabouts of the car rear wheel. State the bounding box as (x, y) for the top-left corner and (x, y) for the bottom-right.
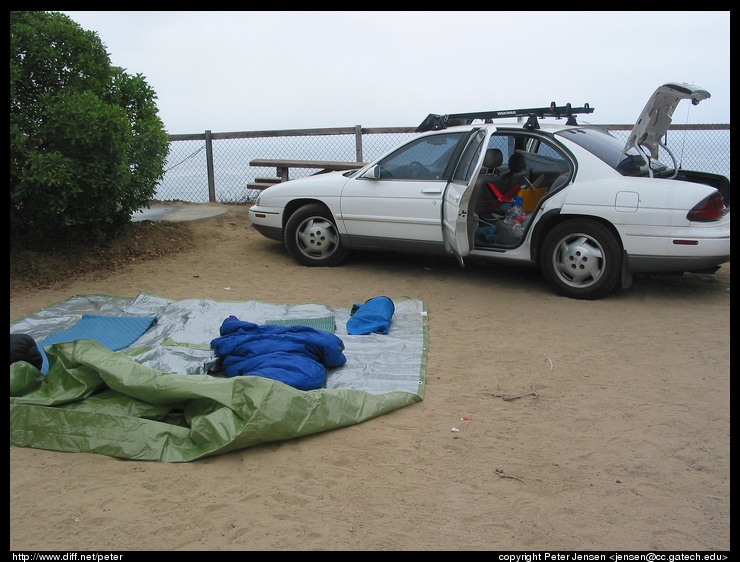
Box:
(284, 203), (348, 267)
(540, 218), (622, 300)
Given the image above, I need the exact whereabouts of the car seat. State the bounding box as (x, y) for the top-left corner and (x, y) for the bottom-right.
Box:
(477, 151), (528, 215)
(481, 147), (504, 174)
(548, 171), (571, 191)
(498, 152), (528, 195)
(474, 149), (504, 215)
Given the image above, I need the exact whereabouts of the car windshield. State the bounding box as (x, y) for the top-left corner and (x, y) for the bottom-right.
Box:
(557, 127), (657, 177)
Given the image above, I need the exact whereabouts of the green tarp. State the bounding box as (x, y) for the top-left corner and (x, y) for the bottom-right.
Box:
(10, 295), (427, 462)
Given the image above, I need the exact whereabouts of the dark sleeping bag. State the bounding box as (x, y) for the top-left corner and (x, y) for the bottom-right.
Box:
(10, 334), (43, 371)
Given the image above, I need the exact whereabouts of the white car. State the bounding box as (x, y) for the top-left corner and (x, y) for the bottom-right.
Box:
(249, 82), (730, 300)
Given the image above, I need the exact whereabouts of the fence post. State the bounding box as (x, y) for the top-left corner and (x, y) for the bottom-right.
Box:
(354, 125), (363, 162)
(205, 130), (215, 203)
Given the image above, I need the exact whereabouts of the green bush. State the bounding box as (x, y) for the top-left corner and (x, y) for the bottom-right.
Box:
(10, 11), (170, 246)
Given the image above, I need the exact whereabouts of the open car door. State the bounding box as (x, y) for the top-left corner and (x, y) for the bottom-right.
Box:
(442, 130), (488, 266)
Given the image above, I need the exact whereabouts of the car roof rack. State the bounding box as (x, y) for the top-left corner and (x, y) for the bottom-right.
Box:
(415, 102), (595, 132)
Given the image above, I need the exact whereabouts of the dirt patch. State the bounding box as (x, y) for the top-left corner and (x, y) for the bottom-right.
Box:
(9, 204), (730, 551)
(10, 219), (195, 295)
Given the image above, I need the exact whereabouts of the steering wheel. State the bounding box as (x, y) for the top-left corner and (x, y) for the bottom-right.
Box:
(408, 161), (428, 179)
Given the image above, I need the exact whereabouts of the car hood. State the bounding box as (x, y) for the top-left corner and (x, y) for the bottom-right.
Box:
(260, 169), (352, 197)
(623, 82), (710, 159)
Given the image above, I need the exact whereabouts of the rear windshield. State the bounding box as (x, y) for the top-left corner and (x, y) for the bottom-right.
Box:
(557, 127), (651, 177)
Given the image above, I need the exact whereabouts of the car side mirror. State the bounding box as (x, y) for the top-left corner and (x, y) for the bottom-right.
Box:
(362, 165), (382, 179)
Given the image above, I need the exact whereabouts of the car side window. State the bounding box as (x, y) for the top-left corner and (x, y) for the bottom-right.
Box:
(487, 135), (513, 163)
(377, 132), (466, 180)
(533, 140), (565, 161)
(488, 134), (528, 163)
(483, 132), (571, 191)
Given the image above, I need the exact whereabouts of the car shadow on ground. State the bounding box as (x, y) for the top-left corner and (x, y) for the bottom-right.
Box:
(258, 239), (729, 301)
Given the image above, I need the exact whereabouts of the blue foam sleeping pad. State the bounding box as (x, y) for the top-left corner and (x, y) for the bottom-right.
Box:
(346, 296), (395, 335)
(36, 314), (158, 374)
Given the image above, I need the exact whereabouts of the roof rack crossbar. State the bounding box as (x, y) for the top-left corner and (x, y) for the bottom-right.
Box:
(416, 102), (594, 132)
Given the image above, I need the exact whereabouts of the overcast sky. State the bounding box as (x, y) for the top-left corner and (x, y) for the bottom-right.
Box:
(60, 11), (730, 135)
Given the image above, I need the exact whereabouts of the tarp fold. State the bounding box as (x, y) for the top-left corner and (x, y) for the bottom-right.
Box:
(10, 340), (420, 462)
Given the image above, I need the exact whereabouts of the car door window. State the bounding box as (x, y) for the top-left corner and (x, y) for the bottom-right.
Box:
(452, 131), (486, 183)
(377, 132), (466, 180)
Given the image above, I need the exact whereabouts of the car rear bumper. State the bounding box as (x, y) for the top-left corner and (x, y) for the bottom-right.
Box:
(622, 220), (729, 274)
(627, 253), (730, 274)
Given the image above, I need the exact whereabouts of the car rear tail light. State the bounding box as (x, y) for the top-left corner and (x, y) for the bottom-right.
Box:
(687, 192), (726, 221)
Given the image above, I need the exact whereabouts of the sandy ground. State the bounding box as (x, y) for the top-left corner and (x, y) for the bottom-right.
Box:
(9, 204), (730, 552)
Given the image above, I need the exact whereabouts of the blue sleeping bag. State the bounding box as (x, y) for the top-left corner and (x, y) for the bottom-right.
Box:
(346, 296), (395, 335)
(210, 316), (347, 391)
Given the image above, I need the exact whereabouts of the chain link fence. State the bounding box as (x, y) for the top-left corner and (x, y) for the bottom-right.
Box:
(156, 124), (729, 204)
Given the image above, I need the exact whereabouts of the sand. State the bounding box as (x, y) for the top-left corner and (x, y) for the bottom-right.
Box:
(9, 204), (730, 551)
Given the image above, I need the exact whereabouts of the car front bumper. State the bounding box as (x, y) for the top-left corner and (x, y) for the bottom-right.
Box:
(251, 222), (283, 241)
(249, 206), (283, 241)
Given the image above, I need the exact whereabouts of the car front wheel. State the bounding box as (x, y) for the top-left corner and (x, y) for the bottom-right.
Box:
(284, 203), (348, 267)
(540, 218), (622, 300)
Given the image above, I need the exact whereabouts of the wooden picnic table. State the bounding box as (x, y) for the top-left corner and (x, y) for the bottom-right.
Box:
(249, 159), (367, 182)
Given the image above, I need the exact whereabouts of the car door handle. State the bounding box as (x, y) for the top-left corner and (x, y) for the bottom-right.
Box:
(422, 187), (443, 194)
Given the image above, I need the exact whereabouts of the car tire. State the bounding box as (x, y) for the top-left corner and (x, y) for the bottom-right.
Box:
(284, 203), (348, 267)
(540, 218), (622, 300)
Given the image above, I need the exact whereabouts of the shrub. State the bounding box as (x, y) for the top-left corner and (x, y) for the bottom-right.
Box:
(10, 11), (170, 245)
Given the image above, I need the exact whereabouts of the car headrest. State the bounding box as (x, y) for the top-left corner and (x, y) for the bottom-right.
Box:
(483, 148), (504, 169)
(508, 152), (526, 172)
